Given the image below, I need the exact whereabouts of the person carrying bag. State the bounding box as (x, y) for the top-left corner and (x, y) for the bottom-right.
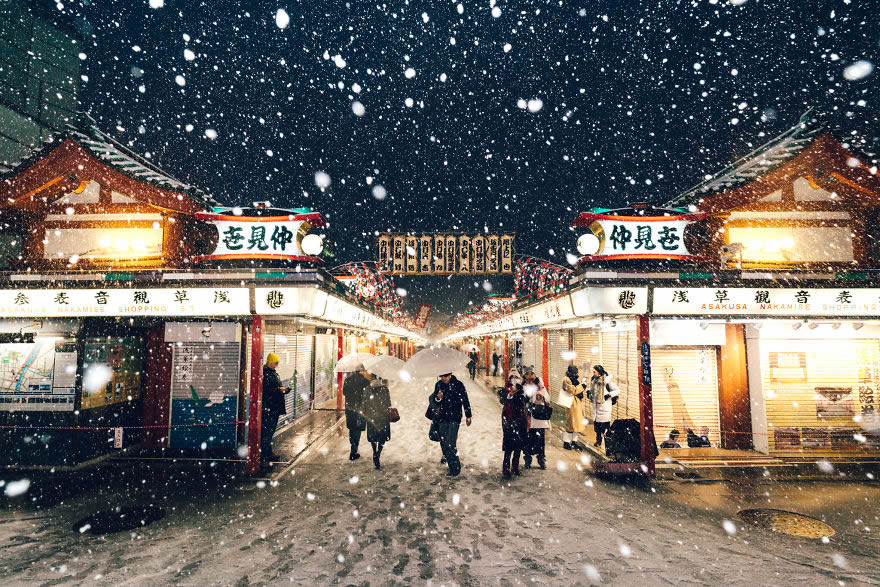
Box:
(562, 365), (587, 450)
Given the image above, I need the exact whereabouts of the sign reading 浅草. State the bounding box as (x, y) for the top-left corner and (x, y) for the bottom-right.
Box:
(654, 287), (880, 316)
(375, 233), (515, 275)
(0, 288), (249, 317)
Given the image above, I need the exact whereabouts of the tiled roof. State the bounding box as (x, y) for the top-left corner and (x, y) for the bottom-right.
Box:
(1, 112), (222, 209)
(664, 111), (820, 208)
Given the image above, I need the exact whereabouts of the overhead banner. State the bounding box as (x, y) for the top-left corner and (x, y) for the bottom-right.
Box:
(653, 287), (880, 316)
(415, 303), (433, 328)
(573, 211), (706, 262)
(0, 288), (249, 317)
(376, 233), (515, 275)
(193, 209), (326, 263)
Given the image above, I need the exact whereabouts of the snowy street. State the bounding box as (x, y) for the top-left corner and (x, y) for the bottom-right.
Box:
(0, 373), (878, 585)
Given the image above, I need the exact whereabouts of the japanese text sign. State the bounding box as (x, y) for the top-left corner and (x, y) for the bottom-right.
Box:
(653, 287), (880, 316)
(573, 212), (706, 262)
(193, 211), (326, 262)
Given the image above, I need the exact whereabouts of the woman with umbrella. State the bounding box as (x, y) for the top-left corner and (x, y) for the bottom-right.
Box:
(362, 374), (391, 470)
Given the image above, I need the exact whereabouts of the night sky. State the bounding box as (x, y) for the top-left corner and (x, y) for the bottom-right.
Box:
(61, 0), (879, 314)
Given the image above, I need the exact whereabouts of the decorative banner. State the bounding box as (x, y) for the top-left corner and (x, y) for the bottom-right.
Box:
(415, 303), (433, 328)
(376, 233), (515, 275)
(573, 211), (706, 262)
(192, 209), (326, 262)
(0, 288), (250, 317)
(377, 235), (392, 272)
(653, 287), (880, 316)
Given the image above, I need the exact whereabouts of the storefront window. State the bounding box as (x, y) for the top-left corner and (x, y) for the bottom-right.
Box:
(81, 337), (143, 409)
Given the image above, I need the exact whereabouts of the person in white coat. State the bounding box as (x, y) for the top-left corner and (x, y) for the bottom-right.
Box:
(588, 364), (619, 447)
(522, 366), (550, 470)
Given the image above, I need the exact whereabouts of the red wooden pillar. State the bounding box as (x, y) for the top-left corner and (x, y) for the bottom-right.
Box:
(637, 315), (656, 477)
(485, 338), (490, 375)
(247, 316), (265, 476)
(503, 335), (510, 383)
(336, 328), (344, 411)
(541, 329), (549, 387)
(142, 325), (172, 448)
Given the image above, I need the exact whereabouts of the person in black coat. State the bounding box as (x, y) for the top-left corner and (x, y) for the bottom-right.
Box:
(492, 351), (501, 376)
(261, 353), (290, 465)
(362, 377), (391, 469)
(499, 381), (529, 478)
(467, 351), (478, 380)
(429, 373), (472, 476)
(342, 367), (371, 460)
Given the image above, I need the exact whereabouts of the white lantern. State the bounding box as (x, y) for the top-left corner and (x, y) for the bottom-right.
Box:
(576, 233), (600, 256)
(301, 233), (324, 256)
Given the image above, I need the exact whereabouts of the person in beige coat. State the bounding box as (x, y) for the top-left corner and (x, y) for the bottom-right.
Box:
(561, 365), (588, 450)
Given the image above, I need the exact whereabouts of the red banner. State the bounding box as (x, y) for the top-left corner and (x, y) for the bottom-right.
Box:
(414, 303), (433, 329)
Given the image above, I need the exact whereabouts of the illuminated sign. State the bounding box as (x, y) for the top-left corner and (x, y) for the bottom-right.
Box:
(415, 304), (433, 329)
(653, 287), (880, 316)
(376, 233), (515, 275)
(0, 288), (249, 317)
(192, 209), (326, 263)
(573, 211), (706, 262)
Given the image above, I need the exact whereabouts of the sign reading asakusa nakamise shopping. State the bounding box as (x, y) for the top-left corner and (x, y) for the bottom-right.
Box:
(654, 287), (880, 316)
(573, 210), (706, 262)
(0, 288), (249, 317)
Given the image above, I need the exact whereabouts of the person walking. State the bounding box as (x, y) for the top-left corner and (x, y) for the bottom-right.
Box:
(588, 365), (619, 448)
(429, 373), (472, 477)
(499, 375), (529, 478)
(522, 367), (550, 470)
(562, 365), (588, 450)
(492, 350), (501, 376)
(467, 350), (478, 380)
(342, 365), (371, 461)
(362, 375), (391, 469)
(261, 353), (290, 466)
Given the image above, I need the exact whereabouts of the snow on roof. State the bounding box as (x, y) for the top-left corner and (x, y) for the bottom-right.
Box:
(1, 112), (222, 209)
(664, 111), (820, 209)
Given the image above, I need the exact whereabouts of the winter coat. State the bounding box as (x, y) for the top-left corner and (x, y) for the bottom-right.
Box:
(590, 374), (620, 423)
(362, 379), (391, 443)
(499, 385), (529, 451)
(343, 371), (370, 430)
(562, 376), (587, 434)
(430, 375), (472, 422)
(492, 352), (500, 366)
(467, 351), (478, 369)
(528, 379), (551, 430)
(262, 366), (286, 418)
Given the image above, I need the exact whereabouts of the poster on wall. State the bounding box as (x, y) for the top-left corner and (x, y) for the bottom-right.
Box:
(815, 387), (856, 418)
(0, 341), (74, 412)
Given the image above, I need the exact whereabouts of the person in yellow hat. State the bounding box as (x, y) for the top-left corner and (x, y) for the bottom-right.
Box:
(261, 352), (290, 466)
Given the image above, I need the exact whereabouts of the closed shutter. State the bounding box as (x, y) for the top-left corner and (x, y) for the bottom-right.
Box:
(600, 326), (640, 423)
(651, 348), (720, 447)
(547, 330), (569, 404)
(572, 329), (601, 418)
(313, 335), (337, 407)
(522, 332), (541, 375)
(266, 334), (314, 425)
(761, 338), (880, 452)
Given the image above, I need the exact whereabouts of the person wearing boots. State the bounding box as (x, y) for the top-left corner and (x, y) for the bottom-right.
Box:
(589, 365), (619, 448)
(562, 365), (588, 450)
(430, 373), (472, 477)
(261, 353), (290, 466)
(342, 365), (370, 460)
(499, 375), (529, 478)
(362, 375), (391, 470)
(522, 367), (550, 470)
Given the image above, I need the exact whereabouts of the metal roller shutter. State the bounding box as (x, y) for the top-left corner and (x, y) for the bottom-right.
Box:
(521, 332), (541, 376)
(572, 329), (601, 418)
(651, 347), (720, 447)
(547, 330), (570, 405)
(266, 334), (314, 426)
(761, 338), (880, 452)
(313, 335), (337, 407)
(600, 327), (640, 423)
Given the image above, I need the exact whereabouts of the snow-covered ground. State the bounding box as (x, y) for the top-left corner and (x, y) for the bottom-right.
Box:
(0, 372), (878, 585)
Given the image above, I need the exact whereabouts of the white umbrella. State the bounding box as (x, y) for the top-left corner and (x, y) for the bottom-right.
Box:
(333, 352), (375, 373)
(405, 347), (470, 378)
(461, 343), (479, 353)
(362, 355), (409, 381)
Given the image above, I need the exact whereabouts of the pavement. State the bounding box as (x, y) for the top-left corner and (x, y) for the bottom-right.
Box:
(0, 372), (878, 585)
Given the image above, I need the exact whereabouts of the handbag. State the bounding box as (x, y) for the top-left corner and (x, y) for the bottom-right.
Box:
(388, 407), (400, 423)
(531, 402), (553, 420)
(428, 421), (441, 442)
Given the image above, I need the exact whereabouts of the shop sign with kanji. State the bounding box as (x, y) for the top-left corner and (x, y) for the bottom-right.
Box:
(573, 211), (706, 262)
(653, 288), (880, 316)
(193, 209), (327, 262)
(0, 288), (249, 317)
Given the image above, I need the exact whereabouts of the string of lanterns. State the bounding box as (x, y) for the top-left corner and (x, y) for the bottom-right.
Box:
(514, 256), (573, 300)
(329, 262), (415, 327)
